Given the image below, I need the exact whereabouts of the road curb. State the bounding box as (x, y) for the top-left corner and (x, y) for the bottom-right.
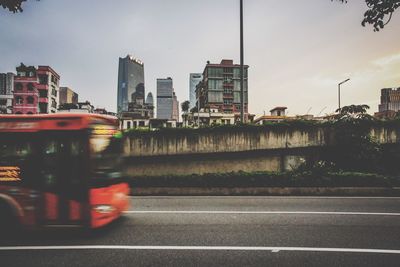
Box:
(130, 187), (400, 196)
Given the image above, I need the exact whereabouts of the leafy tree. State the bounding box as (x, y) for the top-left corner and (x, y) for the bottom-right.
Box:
(190, 106), (198, 113)
(326, 104), (382, 172)
(1, 0), (28, 13)
(181, 100), (190, 113)
(336, 0), (400, 31)
(181, 100), (190, 127)
(335, 104), (374, 121)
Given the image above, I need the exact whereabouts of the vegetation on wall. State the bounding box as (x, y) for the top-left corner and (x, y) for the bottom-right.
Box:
(129, 170), (398, 188)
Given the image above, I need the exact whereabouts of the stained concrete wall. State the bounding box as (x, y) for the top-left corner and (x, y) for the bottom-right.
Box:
(123, 128), (327, 157)
(122, 126), (400, 177)
(125, 154), (282, 176)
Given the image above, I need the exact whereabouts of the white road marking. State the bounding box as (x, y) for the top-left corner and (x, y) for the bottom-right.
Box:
(129, 196), (400, 199)
(1, 245), (400, 254)
(124, 211), (400, 216)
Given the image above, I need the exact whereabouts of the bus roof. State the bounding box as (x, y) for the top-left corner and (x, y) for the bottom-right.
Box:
(0, 113), (118, 132)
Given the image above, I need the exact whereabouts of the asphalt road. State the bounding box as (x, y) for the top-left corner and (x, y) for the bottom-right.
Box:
(1, 196), (400, 267)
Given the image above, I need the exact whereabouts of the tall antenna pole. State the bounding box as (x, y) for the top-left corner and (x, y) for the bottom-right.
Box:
(240, 0), (245, 123)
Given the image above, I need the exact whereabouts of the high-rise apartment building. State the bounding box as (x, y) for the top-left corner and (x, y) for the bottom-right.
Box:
(189, 73), (202, 109)
(13, 64), (39, 115)
(37, 66), (60, 113)
(59, 87), (79, 105)
(157, 77), (177, 120)
(0, 72), (14, 114)
(196, 59), (249, 121)
(117, 55), (145, 113)
(379, 88), (400, 112)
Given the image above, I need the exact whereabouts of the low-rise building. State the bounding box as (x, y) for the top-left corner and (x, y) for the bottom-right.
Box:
(185, 108), (235, 127)
(120, 118), (179, 130)
(59, 87), (78, 105)
(58, 101), (94, 113)
(254, 107), (288, 125)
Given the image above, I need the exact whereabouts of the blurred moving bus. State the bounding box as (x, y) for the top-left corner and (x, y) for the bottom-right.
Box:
(0, 114), (129, 229)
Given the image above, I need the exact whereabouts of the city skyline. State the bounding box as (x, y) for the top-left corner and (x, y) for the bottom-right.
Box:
(0, 0), (399, 115)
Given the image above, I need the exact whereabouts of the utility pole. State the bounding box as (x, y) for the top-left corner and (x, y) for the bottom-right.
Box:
(240, 0), (245, 123)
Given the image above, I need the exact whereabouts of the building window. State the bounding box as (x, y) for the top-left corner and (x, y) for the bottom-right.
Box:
(27, 112), (33, 115)
(127, 121), (131, 129)
(15, 111), (23, 115)
(15, 83), (23, 91)
(27, 96), (34, 104)
(208, 68), (223, 78)
(38, 74), (48, 85)
(39, 90), (48, 98)
(16, 96), (23, 104)
(27, 83), (35, 91)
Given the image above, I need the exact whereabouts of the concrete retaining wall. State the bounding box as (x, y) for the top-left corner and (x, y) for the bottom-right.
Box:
(122, 125), (400, 177)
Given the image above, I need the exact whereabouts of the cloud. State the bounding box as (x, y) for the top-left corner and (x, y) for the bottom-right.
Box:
(373, 53), (400, 67)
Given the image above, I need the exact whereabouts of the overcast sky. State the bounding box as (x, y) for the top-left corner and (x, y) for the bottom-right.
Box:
(0, 0), (399, 116)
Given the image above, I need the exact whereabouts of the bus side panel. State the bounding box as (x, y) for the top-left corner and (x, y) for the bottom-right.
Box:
(89, 183), (130, 228)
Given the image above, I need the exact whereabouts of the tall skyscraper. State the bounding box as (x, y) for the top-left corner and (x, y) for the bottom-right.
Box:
(117, 55), (145, 113)
(146, 92), (154, 106)
(189, 73), (202, 109)
(0, 72), (14, 114)
(157, 77), (175, 120)
(196, 59), (249, 121)
(172, 92), (179, 121)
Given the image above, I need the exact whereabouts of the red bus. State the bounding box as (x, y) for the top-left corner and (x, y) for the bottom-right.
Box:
(0, 114), (130, 230)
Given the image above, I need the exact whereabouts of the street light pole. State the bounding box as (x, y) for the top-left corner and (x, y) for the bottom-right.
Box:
(338, 78), (350, 111)
(240, 0), (245, 123)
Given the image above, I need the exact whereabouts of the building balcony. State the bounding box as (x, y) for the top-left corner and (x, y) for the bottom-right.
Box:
(223, 94), (234, 99)
(39, 97), (49, 103)
(36, 84), (49, 90)
(223, 104), (233, 108)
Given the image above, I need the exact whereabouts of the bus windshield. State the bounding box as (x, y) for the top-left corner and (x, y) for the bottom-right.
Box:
(89, 124), (123, 180)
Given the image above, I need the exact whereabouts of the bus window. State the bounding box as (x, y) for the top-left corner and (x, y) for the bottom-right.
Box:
(0, 140), (32, 159)
(42, 136), (86, 192)
(42, 140), (59, 188)
(0, 134), (36, 185)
